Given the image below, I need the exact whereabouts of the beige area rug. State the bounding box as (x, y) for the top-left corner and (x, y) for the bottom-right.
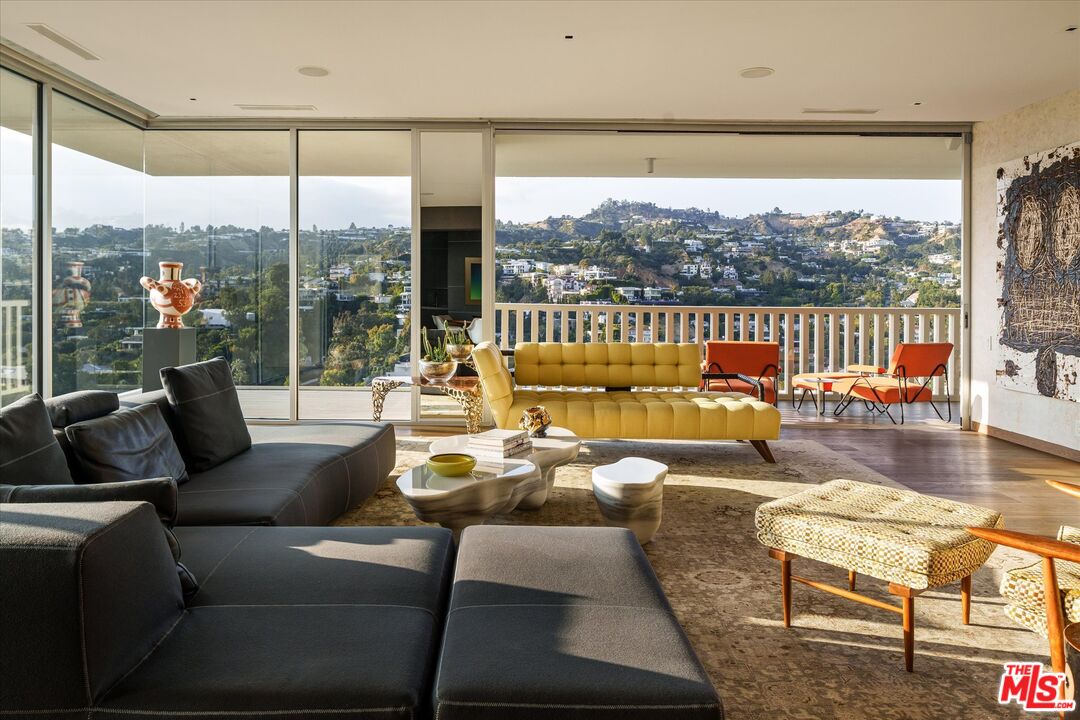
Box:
(336, 437), (1046, 720)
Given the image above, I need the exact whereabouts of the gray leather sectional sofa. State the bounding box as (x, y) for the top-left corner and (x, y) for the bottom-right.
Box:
(1, 383), (722, 719)
(47, 389), (396, 525)
(1, 502), (722, 720)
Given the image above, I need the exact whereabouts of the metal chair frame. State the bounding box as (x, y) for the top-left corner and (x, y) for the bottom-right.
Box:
(832, 362), (951, 424)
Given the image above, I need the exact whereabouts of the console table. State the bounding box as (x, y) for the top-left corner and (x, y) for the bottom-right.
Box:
(371, 375), (484, 433)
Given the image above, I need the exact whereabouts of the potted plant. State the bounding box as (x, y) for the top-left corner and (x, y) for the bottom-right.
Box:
(419, 327), (457, 382)
(444, 325), (474, 362)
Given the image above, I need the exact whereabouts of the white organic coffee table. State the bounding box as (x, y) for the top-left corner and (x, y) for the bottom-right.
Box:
(591, 457), (668, 544)
(429, 427), (580, 510)
(396, 458), (540, 537)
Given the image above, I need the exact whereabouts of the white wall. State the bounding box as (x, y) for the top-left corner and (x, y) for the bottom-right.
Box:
(970, 89), (1080, 454)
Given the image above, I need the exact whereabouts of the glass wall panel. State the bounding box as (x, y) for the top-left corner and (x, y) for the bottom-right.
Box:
(144, 131), (290, 419)
(51, 93), (144, 395)
(495, 133), (963, 338)
(0, 69), (37, 406)
(298, 131), (411, 420)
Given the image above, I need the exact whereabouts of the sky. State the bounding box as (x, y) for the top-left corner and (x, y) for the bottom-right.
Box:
(2, 128), (963, 232)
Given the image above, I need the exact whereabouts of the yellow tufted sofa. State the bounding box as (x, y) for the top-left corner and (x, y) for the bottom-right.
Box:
(471, 341), (781, 462)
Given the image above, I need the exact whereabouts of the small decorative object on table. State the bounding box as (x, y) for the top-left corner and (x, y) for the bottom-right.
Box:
(425, 453), (477, 477)
(419, 326), (457, 382)
(140, 261), (202, 329)
(519, 405), (552, 438)
(444, 326), (474, 362)
(52, 261), (92, 328)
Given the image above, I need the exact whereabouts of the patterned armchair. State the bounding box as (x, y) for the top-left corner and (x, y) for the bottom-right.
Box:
(968, 479), (1080, 715)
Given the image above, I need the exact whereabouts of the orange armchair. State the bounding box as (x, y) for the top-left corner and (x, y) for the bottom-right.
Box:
(832, 342), (953, 424)
(700, 341), (780, 405)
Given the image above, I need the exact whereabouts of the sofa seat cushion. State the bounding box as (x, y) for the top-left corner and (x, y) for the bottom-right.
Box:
(435, 526), (721, 720)
(99, 525), (453, 720)
(97, 605), (438, 720)
(504, 389), (780, 440)
(176, 422), (395, 526)
(755, 479), (1003, 590)
(173, 526), (453, 611)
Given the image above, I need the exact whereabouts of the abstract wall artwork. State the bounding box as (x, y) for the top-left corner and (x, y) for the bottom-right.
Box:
(996, 141), (1080, 402)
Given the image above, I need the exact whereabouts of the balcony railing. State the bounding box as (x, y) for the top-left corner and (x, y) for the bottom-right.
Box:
(494, 302), (960, 399)
(1, 299), (32, 403)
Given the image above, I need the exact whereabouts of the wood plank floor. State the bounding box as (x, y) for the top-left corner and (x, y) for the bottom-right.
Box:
(781, 402), (1078, 536)
(402, 401), (1079, 536)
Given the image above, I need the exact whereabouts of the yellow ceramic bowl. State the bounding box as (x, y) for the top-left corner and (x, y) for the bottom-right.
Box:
(426, 453), (477, 477)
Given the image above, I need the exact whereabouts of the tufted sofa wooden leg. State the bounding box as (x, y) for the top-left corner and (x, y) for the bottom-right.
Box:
(750, 440), (776, 463)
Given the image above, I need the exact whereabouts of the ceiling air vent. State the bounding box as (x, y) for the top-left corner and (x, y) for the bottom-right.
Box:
(235, 104), (318, 112)
(25, 24), (100, 60)
(802, 108), (880, 115)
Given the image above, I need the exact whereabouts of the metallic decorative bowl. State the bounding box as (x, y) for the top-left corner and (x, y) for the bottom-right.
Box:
(446, 342), (474, 362)
(426, 453), (477, 477)
(419, 359), (458, 382)
(519, 405), (552, 438)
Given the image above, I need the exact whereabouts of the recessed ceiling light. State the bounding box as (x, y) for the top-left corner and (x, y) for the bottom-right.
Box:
(1066, 25), (1078, 32)
(25, 23), (100, 60)
(297, 66), (330, 77)
(564, 35), (574, 39)
(189, 97), (197, 101)
(912, 101), (923, 106)
(739, 66), (774, 79)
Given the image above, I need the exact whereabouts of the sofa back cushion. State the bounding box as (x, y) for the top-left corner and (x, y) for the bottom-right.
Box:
(65, 404), (189, 485)
(0, 501), (184, 710)
(160, 357), (251, 472)
(514, 342), (701, 389)
(45, 390), (120, 427)
(45, 391), (123, 483)
(472, 342), (515, 426)
(0, 393), (73, 485)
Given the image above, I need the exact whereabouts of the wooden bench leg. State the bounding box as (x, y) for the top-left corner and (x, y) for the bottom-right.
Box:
(889, 583), (921, 672)
(750, 440), (776, 463)
(961, 575), (971, 625)
(769, 548), (793, 627)
(848, 570), (856, 591)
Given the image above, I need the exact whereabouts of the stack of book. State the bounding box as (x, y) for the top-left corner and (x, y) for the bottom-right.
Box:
(466, 429), (533, 463)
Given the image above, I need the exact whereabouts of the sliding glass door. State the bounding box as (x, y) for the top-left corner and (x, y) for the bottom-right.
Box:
(297, 131), (412, 420)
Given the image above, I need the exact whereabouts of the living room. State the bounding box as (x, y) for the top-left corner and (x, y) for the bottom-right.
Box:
(1, 1), (1078, 718)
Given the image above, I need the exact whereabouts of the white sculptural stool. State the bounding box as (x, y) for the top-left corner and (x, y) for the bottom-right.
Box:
(591, 457), (668, 544)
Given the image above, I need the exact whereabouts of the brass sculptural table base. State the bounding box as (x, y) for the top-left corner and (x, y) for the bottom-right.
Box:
(371, 375), (485, 433)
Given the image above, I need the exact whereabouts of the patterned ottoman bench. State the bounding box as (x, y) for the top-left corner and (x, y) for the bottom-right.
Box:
(755, 479), (1003, 671)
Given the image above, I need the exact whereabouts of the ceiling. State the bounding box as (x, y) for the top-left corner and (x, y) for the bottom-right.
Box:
(495, 133), (962, 179)
(1, 0), (1077, 123)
